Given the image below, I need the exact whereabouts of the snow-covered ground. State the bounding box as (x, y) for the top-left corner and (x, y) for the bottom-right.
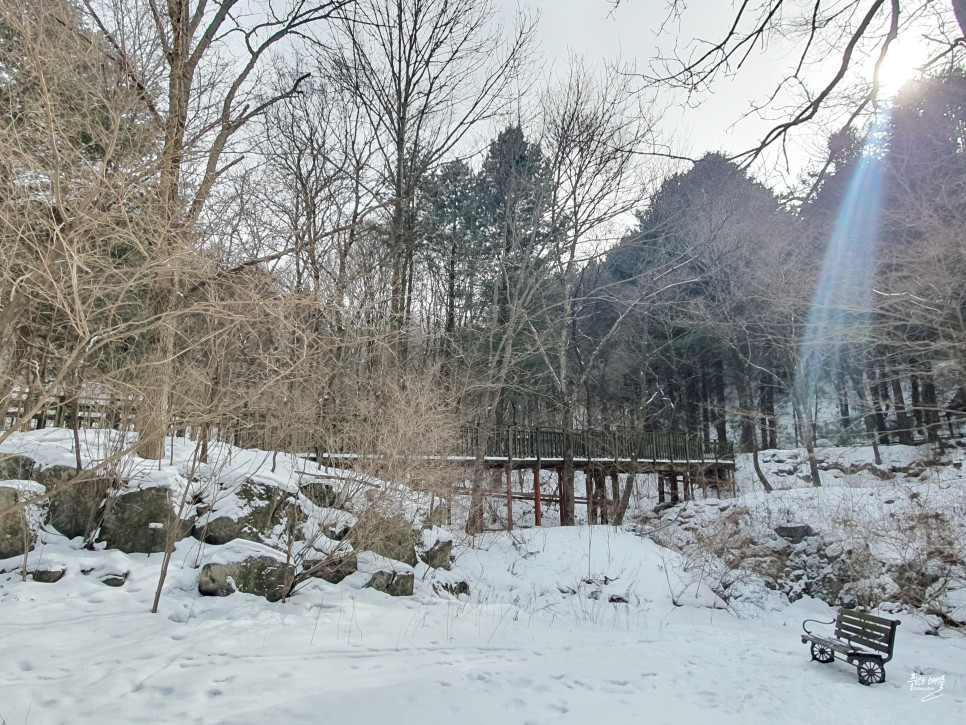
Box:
(2, 430), (965, 724)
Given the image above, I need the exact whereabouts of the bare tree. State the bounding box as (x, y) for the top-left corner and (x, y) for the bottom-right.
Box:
(630, 0), (966, 171)
(323, 0), (535, 342)
(73, 0), (356, 458)
(522, 61), (659, 525)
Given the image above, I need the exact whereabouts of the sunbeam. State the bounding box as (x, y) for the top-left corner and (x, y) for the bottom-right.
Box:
(793, 112), (892, 438)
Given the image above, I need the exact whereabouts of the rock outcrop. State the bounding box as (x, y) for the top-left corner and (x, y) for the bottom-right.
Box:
(198, 541), (295, 602)
(195, 478), (298, 547)
(0, 481), (45, 559)
(100, 487), (195, 554)
(350, 511), (418, 567)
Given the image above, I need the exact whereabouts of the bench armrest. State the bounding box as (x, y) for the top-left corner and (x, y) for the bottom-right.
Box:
(802, 617), (835, 635)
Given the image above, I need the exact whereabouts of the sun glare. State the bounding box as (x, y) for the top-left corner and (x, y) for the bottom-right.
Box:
(871, 38), (927, 98)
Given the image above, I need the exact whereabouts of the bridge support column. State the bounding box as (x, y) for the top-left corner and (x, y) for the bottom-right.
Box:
(533, 467), (543, 527)
(505, 467), (513, 532)
(657, 474), (666, 504)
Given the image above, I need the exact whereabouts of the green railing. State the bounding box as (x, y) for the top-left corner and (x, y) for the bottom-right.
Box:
(458, 425), (734, 463)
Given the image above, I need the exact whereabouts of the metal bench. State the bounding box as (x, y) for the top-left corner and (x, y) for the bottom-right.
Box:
(801, 608), (900, 685)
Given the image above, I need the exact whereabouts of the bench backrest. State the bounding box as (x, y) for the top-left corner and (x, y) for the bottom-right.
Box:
(834, 609), (900, 656)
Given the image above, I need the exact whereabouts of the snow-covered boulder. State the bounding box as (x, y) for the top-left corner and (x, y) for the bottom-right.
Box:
(0, 454), (35, 481)
(774, 524), (815, 544)
(301, 551), (358, 584)
(100, 486), (195, 554)
(38, 466), (114, 541)
(195, 477), (299, 547)
(357, 552), (415, 597)
(31, 566), (66, 583)
(198, 540), (295, 602)
(349, 510), (418, 567)
(418, 526), (453, 570)
(0, 480), (45, 559)
(299, 481), (337, 508)
(366, 569), (415, 597)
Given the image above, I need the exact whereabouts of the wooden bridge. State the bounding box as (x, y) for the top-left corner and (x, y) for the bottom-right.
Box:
(319, 425), (737, 527)
(455, 425), (734, 468)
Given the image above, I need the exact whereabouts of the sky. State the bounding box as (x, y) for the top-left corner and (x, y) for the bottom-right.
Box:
(500, 0), (943, 190)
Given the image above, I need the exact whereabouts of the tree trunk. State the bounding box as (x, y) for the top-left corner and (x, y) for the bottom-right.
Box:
(561, 409), (575, 526)
(867, 366), (890, 445)
(835, 364), (851, 433)
(731, 350), (755, 452)
(890, 375), (914, 445)
(613, 467), (635, 526)
(847, 366), (881, 463)
(792, 394), (822, 486)
(752, 443), (774, 493)
(713, 357), (727, 443)
(910, 374), (924, 435)
(922, 368), (941, 446)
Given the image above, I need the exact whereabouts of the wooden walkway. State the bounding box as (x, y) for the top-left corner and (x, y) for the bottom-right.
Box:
(319, 425), (734, 473)
(318, 425), (737, 527)
(456, 425), (733, 469)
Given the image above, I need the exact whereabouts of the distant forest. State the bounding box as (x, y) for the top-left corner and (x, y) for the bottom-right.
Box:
(2, 0), (964, 474)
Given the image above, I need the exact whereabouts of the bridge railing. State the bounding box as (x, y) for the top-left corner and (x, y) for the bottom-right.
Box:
(458, 425), (734, 463)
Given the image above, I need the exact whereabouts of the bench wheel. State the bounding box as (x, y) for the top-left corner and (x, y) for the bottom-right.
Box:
(857, 658), (885, 686)
(810, 643), (834, 664)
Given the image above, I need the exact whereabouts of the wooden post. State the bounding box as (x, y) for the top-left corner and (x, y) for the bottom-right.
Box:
(533, 466), (543, 526)
(670, 473), (680, 504)
(609, 470), (619, 522)
(505, 466), (513, 531)
(54, 394), (66, 428)
(657, 473), (666, 504)
(534, 434), (543, 528)
(557, 466), (567, 523)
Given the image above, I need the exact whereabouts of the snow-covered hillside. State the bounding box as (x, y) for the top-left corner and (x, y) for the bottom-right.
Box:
(1, 429), (965, 723)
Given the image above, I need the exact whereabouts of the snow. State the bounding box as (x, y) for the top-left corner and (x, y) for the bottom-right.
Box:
(1, 430), (965, 723)
(0, 480), (46, 496)
(2, 528), (964, 723)
(202, 539), (286, 567)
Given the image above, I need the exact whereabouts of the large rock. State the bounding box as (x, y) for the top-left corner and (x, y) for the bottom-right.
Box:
(198, 542), (295, 602)
(32, 567), (66, 583)
(0, 486), (31, 559)
(195, 478), (297, 546)
(100, 487), (195, 554)
(0, 480), (46, 560)
(38, 466), (114, 540)
(420, 539), (452, 570)
(350, 511), (418, 567)
(299, 481), (337, 508)
(418, 527), (453, 570)
(366, 569), (415, 597)
(0, 454), (35, 481)
(774, 524), (815, 544)
(357, 551), (415, 597)
(302, 552), (358, 584)
(435, 579), (470, 597)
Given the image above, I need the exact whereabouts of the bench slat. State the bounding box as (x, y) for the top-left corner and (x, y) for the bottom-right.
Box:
(837, 613), (894, 637)
(835, 622), (895, 654)
(837, 609), (898, 628)
(835, 619), (892, 642)
(834, 629), (890, 653)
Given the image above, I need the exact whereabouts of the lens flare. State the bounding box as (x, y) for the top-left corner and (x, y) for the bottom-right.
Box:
(793, 112), (891, 423)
